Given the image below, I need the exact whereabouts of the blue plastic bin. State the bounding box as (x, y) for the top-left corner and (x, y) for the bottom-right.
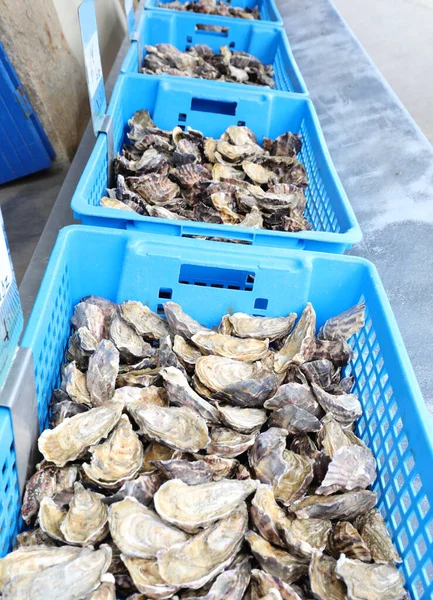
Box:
(144, 0), (283, 26)
(71, 75), (361, 253)
(121, 11), (307, 94)
(4, 225), (430, 599)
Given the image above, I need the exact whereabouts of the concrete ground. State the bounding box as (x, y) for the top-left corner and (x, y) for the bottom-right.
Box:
(332, 0), (433, 145)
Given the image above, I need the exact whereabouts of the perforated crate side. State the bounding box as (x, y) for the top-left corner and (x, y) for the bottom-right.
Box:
(300, 119), (341, 234)
(349, 301), (433, 599)
(33, 264), (72, 431)
(273, 45), (295, 93)
(0, 411), (21, 557)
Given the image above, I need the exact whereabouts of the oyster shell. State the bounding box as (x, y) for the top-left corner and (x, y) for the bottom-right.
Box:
(157, 505), (248, 589)
(60, 482), (108, 546)
(22, 464), (78, 524)
(229, 313), (296, 342)
(14, 528), (56, 548)
(109, 497), (188, 558)
(313, 338), (354, 367)
(109, 315), (154, 363)
(121, 556), (179, 599)
(292, 490), (377, 521)
(335, 554), (406, 600)
(277, 517), (332, 560)
(50, 399), (89, 428)
(82, 415), (144, 488)
(185, 557), (251, 600)
(161, 366), (220, 424)
(38, 497), (67, 542)
(246, 531), (308, 584)
(250, 484), (288, 547)
(86, 340), (119, 406)
(61, 362), (91, 406)
(141, 441), (180, 474)
(151, 459), (213, 485)
(251, 570), (304, 600)
(213, 374), (278, 408)
(154, 478), (256, 532)
(274, 304), (316, 373)
(312, 384), (362, 427)
(308, 552), (346, 600)
(317, 413), (358, 458)
(316, 445), (376, 495)
(192, 331), (269, 362)
(318, 302), (365, 342)
(268, 405), (322, 435)
(116, 368), (162, 388)
(207, 427), (257, 457)
(120, 301), (170, 340)
(71, 301), (107, 342)
(87, 581), (116, 600)
(102, 473), (164, 506)
(300, 359), (335, 390)
(195, 355), (256, 393)
(329, 521), (371, 562)
(355, 509), (401, 564)
(38, 403), (123, 466)
(127, 403), (210, 452)
(195, 454), (239, 481)
(114, 385), (168, 408)
(1, 545), (112, 600)
(216, 404), (267, 433)
(163, 302), (209, 340)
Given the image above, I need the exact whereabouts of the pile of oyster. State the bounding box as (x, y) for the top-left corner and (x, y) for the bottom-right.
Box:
(158, 0), (260, 20)
(0, 296), (407, 600)
(141, 43), (274, 87)
(102, 110), (312, 233)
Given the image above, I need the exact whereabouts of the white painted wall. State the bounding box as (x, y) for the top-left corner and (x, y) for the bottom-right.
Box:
(53, 0), (127, 75)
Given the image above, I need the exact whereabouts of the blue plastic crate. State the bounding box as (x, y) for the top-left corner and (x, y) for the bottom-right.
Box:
(11, 225), (433, 599)
(71, 75), (361, 253)
(144, 0), (283, 25)
(121, 11), (307, 94)
(0, 409), (21, 558)
(0, 42), (54, 184)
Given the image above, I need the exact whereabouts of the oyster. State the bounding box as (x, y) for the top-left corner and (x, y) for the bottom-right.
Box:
(173, 335), (202, 371)
(317, 413), (359, 458)
(116, 368), (162, 388)
(127, 403), (210, 452)
(251, 570), (304, 600)
(300, 359), (335, 390)
(195, 355), (256, 392)
(38, 403), (123, 466)
(61, 361), (91, 406)
(120, 301), (170, 340)
(114, 385), (168, 408)
(141, 441), (180, 474)
(50, 399), (89, 428)
(102, 473), (164, 506)
(246, 531), (308, 584)
(318, 302), (365, 342)
(86, 340), (119, 405)
(265, 384), (322, 421)
(274, 304), (316, 373)
(309, 552), (346, 600)
(329, 521), (372, 562)
(1, 545), (112, 600)
(38, 497), (67, 542)
(192, 331), (269, 362)
(121, 556), (179, 598)
(355, 509), (401, 564)
(268, 405), (322, 435)
(292, 490), (377, 521)
(195, 454), (239, 481)
(184, 557), (251, 600)
(87, 582), (116, 600)
(335, 555), (406, 600)
(313, 338), (354, 367)
(82, 415), (144, 488)
(213, 374), (278, 408)
(109, 315), (154, 363)
(278, 517), (331, 560)
(60, 483), (108, 546)
(316, 445), (376, 495)
(157, 505), (248, 589)
(14, 528), (56, 548)
(228, 313), (296, 342)
(161, 366), (220, 424)
(154, 478), (256, 532)
(158, 336), (187, 374)
(312, 384), (362, 427)
(22, 464), (77, 523)
(71, 301), (107, 342)
(250, 484), (288, 547)
(217, 404), (267, 433)
(108, 497), (188, 558)
(207, 427), (257, 457)
(151, 459), (213, 485)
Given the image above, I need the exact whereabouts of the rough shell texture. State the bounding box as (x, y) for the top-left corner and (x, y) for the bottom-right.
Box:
(246, 531), (308, 584)
(229, 313), (296, 342)
(335, 554), (407, 600)
(192, 331), (269, 362)
(292, 490), (377, 521)
(308, 552), (347, 600)
(316, 445), (376, 495)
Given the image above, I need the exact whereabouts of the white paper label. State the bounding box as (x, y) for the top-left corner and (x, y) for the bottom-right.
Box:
(84, 31), (103, 99)
(0, 226), (12, 309)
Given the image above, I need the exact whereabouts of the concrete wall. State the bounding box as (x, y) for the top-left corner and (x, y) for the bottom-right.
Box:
(0, 0), (127, 163)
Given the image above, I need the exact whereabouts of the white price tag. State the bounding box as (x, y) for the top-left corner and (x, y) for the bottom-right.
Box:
(84, 31), (103, 99)
(0, 223), (12, 310)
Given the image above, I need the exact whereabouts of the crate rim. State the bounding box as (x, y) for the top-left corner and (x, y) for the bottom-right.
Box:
(71, 74), (362, 248)
(21, 224), (433, 468)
